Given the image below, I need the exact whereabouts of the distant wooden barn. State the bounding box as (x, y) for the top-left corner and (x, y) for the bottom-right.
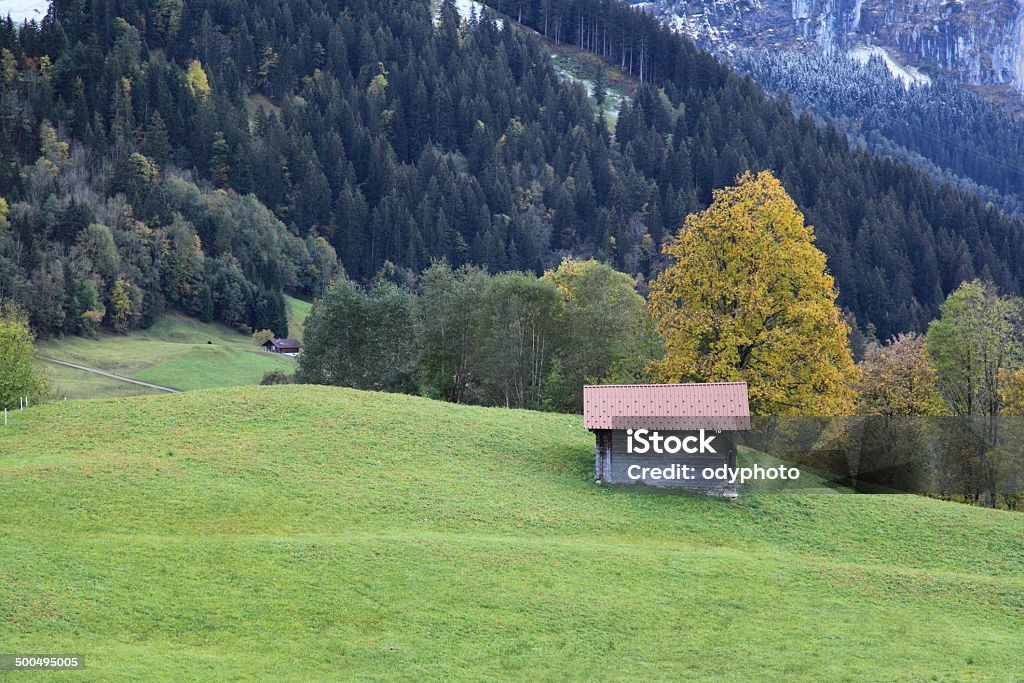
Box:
(584, 383), (750, 496)
(263, 338), (301, 355)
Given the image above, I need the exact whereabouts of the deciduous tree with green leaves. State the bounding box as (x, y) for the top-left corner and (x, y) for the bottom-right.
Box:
(417, 262), (489, 404)
(925, 280), (1022, 420)
(543, 258), (661, 411)
(298, 277), (418, 392)
(0, 301), (50, 409)
(252, 329), (274, 346)
(478, 272), (563, 409)
(926, 280), (1024, 506)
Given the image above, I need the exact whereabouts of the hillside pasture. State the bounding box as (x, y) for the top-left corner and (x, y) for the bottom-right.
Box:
(39, 312), (299, 397)
(1, 386), (1022, 680)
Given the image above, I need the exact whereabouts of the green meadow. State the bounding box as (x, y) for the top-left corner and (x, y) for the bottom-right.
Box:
(285, 296), (313, 342)
(1, 386), (1022, 681)
(43, 361), (161, 399)
(39, 296), (311, 399)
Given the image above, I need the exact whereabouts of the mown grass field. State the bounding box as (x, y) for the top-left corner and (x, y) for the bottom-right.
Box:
(40, 296), (311, 398)
(43, 361), (161, 399)
(1, 386), (1022, 680)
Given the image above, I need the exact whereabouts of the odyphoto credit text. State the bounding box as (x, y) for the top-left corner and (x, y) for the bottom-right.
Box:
(624, 428), (801, 483)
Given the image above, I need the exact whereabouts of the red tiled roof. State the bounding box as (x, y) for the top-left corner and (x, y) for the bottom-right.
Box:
(583, 383), (750, 431)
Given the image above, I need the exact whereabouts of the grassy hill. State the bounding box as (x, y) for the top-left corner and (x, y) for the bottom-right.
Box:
(1, 386), (1022, 680)
(39, 296), (311, 399)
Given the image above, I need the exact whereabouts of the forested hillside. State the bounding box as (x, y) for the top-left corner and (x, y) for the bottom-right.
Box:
(4, 0), (1024, 340)
(741, 50), (1024, 219)
(485, 0), (1024, 339)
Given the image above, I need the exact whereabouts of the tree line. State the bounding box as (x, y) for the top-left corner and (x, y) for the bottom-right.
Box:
(844, 281), (1024, 509)
(296, 257), (659, 412)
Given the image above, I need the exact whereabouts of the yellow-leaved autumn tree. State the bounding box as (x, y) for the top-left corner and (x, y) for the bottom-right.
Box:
(186, 60), (211, 100)
(648, 170), (857, 415)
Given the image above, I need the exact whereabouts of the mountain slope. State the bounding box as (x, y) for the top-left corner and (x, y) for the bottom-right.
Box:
(486, 0), (1024, 338)
(645, 0), (1024, 97)
(739, 49), (1024, 219)
(9, 0), (1024, 342)
(1, 387), (1022, 680)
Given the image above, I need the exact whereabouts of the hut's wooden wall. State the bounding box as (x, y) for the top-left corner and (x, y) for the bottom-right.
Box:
(594, 429), (738, 493)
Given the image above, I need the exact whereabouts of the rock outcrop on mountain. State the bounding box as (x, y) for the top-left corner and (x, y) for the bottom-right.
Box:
(646, 0), (1024, 94)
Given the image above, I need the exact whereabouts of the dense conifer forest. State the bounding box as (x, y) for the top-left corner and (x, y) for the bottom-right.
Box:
(740, 50), (1024, 219)
(3, 0), (1024, 340)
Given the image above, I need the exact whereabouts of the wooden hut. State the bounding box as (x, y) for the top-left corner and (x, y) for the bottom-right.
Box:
(263, 338), (301, 355)
(584, 383), (750, 496)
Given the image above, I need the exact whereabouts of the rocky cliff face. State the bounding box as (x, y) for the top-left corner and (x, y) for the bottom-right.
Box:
(648, 0), (1024, 93)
